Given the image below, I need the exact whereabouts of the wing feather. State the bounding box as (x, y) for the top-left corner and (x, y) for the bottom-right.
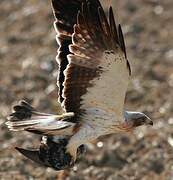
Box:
(118, 24), (127, 58)
(51, 0), (84, 103)
(109, 7), (119, 45)
(52, 0), (131, 122)
(61, 2), (131, 121)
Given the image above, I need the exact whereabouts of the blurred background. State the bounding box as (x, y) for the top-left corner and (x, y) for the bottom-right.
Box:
(0, 0), (173, 179)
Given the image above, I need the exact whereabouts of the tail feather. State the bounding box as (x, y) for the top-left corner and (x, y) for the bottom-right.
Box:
(8, 100), (34, 121)
(6, 100), (75, 134)
(15, 147), (47, 166)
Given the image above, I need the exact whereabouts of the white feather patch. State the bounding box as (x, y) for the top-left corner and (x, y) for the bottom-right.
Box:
(80, 50), (129, 122)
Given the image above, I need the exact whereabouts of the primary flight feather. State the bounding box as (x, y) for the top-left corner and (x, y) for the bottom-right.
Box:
(6, 0), (153, 170)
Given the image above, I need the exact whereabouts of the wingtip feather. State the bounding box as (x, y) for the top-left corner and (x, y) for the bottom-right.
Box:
(15, 147), (44, 165)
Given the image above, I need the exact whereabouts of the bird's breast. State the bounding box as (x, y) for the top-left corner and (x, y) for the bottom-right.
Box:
(81, 107), (122, 128)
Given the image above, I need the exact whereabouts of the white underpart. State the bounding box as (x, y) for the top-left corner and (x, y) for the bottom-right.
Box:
(81, 50), (129, 123)
(67, 50), (130, 152)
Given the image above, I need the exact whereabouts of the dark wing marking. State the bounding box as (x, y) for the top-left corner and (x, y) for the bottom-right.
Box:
(51, 0), (102, 104)
(61, 1), (131, 122)
(118, 24), (131, 75)
(51, 0), (82, 103)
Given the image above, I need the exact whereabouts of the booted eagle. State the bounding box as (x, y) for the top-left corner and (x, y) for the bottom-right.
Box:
(6, 0), (153, 170)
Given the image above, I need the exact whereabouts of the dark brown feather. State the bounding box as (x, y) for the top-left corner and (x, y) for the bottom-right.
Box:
(63, 64), (100, 121)
(98, 6), (111, 38)
(8, 100), (34, 121)
(51, 0), (84, 103)
(118, 24), (131, 75)
(62, 1), (116, 121)
(109, 7), (119, 46)
(15, 147), (46, 166)
(52, 0), (131, 123)
(118, 24), (127, 58)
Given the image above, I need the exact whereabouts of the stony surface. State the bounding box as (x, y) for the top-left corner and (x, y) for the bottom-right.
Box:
(0, 0), (173, 179)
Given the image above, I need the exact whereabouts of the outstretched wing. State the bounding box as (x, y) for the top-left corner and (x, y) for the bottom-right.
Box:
(52, 0), (131, 122)
(51, 0), (101, 105)
(52, 0), (81, 104)
(51, 0), (107, 121)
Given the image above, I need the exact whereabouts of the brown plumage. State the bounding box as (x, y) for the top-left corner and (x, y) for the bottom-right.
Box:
(52, 0), (131, 123)
(5, 0), (152, 171)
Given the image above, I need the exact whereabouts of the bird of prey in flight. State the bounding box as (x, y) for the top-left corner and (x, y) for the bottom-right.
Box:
(6, 0), (153, 170)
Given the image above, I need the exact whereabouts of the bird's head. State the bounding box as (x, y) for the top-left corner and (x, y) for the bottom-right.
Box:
(124, 111), (153, 128)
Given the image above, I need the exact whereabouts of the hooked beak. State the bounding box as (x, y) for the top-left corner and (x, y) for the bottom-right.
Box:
(133, 115), (153, 127)
(143, 115), (153, 126)
(146, 118), (153, 126)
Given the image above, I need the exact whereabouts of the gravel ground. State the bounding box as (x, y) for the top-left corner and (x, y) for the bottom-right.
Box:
(0, 0), (173, 179)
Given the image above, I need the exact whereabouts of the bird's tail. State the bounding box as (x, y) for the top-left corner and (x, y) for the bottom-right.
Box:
(6, 100), (75, 134)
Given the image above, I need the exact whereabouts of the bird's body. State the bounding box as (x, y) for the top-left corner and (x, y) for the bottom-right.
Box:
(6, 0), (153, 170)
